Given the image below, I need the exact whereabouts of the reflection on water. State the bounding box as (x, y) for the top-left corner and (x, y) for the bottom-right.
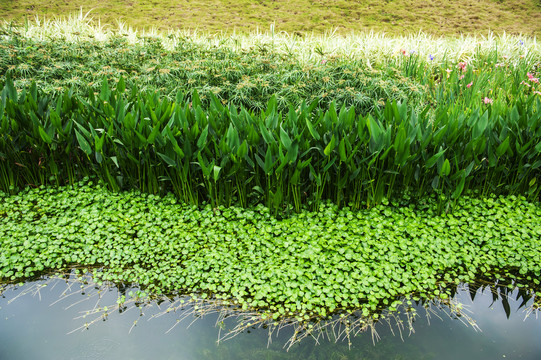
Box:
(0, 280), (540, 360)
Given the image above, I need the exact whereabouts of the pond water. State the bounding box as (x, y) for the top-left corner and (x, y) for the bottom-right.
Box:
(0, 279), (540, 360)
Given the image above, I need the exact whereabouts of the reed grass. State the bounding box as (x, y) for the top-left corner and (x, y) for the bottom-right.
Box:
(4, 13), (540, 65)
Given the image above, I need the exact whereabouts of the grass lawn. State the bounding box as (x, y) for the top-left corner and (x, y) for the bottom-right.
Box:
(1, 0), (541, 36)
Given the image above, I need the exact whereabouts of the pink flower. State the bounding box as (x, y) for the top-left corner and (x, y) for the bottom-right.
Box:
(467, 82), (473, 88)
(458, 62), (467, 71)
(321, 59), (327, 64)
(459, 75), (465, 80)
(527, 72), (539, 84)
(483, 97), (493, 104)
(534, 91), (541, 95)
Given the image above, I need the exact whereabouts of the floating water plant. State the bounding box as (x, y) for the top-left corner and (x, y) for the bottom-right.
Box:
(1, 184), (540, 334)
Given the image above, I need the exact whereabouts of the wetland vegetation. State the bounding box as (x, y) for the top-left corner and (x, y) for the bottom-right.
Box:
(0, 5), (540, 350)
(1, 183), (540, 337)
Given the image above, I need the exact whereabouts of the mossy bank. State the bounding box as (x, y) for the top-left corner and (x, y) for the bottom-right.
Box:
(1, 183), (540, 322)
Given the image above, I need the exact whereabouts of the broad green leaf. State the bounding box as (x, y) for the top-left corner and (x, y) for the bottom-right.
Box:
(213, 166), (221, 182)
(197, 124), (209, 149)
(110, 156), (119, 168)
(191, 89), (202, 109)
(324, 135), (336, 156)
(49, 110), (63, 135)
(432, 125), (447, 144)
(165, 127), (185, 159)
(368, 115), (382, 140)
(75, 129), (92, 155)
(431, 175), (440, 190)
(95, 151), (103, 164)
(440, 159), (451, 177)
(237, 140), (248, 159)
(158, 152), (176, 167)
(473, 110), (489, 138)
(305, 118), (320, 140)
(287, 141), (299, 163)
(264, 147), (274, 174)
(99, 77), (110, 101)
(197, 153), (210, 177)
(280, 126), (292, 149)
(259, 122), (274, 144)
(226, 124), (240, 149)
(339, 139), (347, 162)
(426, 149), (446, 168)
(509, 105), (520, 124)
(464, 161), (475, 176)
(117, 76), (126, 93)
(5, 73), (17, 101)
(496, 136), (510, 158)
(95, 133), (106, 153)
(38, 126), (52, 144)
(265, 95), (277, 116)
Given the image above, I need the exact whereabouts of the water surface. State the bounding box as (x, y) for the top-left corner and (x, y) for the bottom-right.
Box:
(0, 280), (539, 359)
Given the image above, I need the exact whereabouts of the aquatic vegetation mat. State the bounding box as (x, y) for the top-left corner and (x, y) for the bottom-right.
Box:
(1, 184), (540, 338)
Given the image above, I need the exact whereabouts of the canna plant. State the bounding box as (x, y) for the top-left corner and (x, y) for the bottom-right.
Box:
(0, 76), (540, 214)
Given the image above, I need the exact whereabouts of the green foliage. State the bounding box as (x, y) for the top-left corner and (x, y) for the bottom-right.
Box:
(3, 25), (539, 118)
(0, 184), (540, 322)
(0, 32), (423, 114)
(0, 79), (540, 213)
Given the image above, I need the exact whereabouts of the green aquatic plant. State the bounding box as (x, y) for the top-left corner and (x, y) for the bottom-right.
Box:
(1, 184), (540, 327)
(0, 78), (540, 212)
(0, 27), (424, 115)
(1, 19), (540, 116)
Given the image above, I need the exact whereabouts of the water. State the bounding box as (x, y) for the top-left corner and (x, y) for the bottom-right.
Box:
(0, 279), (539, 360)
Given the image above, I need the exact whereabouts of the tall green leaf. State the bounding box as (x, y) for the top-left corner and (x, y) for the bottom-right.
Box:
(75, 130), (92, 155)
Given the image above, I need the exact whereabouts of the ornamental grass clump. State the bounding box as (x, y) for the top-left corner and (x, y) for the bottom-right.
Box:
(2, 19), (540, 116)
(0, 26), (424, 114)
